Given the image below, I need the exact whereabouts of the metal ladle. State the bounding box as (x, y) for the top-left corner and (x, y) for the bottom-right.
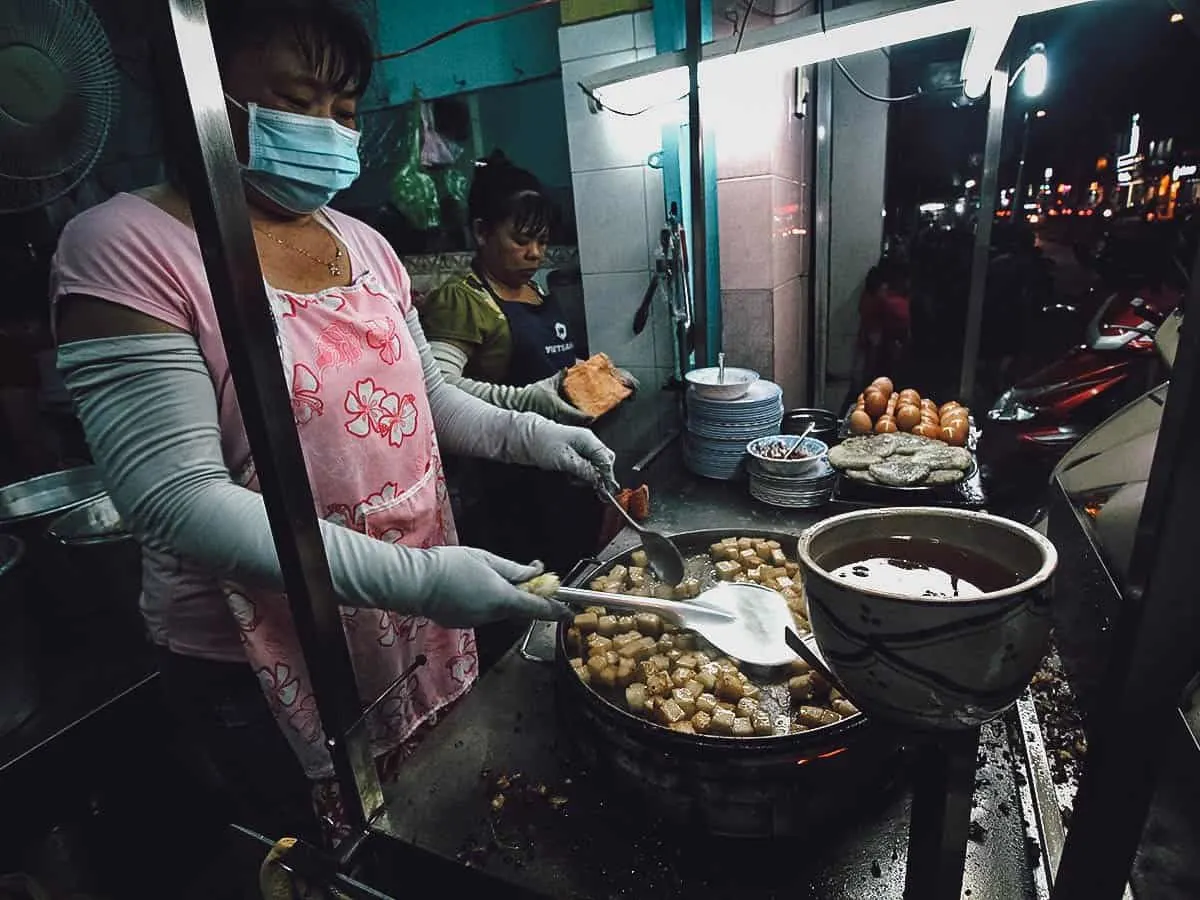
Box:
(598, 487), (686, 585)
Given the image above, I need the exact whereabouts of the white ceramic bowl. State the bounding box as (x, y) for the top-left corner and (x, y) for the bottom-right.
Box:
(796, 507), (1058, 731)
(685, 366), (760, 401)
(746, 435), (829, 477)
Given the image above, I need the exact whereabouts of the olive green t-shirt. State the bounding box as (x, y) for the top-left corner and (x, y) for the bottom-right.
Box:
(419, 272), (513, 384)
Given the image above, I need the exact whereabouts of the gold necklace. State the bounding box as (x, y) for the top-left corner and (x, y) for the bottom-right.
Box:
(255, 224), (344, 277)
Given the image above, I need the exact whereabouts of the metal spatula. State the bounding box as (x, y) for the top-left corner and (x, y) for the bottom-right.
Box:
(557, 581), (808, 668)
(597, 488), (686, 585)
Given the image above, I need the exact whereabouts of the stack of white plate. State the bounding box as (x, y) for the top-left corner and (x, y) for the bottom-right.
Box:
(683, 381), (784, 480)
(747, 458), (838, 508)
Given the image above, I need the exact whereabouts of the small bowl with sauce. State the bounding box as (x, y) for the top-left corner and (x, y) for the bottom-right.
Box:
(796, 508), (1057, 731)
(747, 435), (829, 477)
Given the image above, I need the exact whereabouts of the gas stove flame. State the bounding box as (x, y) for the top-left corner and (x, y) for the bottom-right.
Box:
(795, 747), (848, 766)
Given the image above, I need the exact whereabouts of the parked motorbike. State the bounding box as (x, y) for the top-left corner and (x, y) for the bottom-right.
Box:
(979, 281), (1181, 502)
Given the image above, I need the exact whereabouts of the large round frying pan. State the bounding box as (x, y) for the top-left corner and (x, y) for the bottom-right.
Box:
(555, 528), (870, 755)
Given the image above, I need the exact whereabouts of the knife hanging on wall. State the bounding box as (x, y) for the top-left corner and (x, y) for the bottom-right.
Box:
(632, 268), (660, 336)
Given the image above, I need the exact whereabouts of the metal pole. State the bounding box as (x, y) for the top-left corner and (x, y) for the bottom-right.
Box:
(1051, 202), (1200, 900)
(685, 0), (708, 368)
(958, 61), (1008, 404)
(812, 60), (834, 409)
(158, 0), (381, 832)
(1013, 110), (1031, 215)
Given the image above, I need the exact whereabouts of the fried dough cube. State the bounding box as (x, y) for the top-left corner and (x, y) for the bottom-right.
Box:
(766, 540), (781, 550)
(637, 659), (662, 681)
(788, 674), (814, 700)
(626, 586), (650, 597)
(692, 651), (712, 666)
(789, 658), (812, 676)
(574, 664), (591, 685)
(619, 636), (658, 661)
(674, 632), (698, 651)
(625, 682), (648, 714)
(574, 612), (599, 634)
(832, 699), (859, 718)
(649, 654), (671, 672)
(695, 692), (718, 715)
(586, 633), (613, 655)
(721, 536), (738, 545)
(644, 696), (660, 717)
(569, 656), (585, 669)
(677, 654), (699, 670)
(645, 671), (673, 698)
(671, 667), (696, 689)
(736, 697), (760, 719)
(715, 560), (742, 581)
(680, 578), (702, 598)
(784, 561), (800, 577)
(738, 548), (757, 565)
(746, 566), (764, 583)
(672, 687), (697, 717)
(760, 575), (778, 591)
(616, 615), (636, 632)
(589, 578), (609, 591)
(685, 679), (706, 701)
(652, 583), (676, 601)
(716, 673), (745, 702)
(736, 537), (753, 550)
(691, 710), (713, 734)
(596, 615), (620, 637)
(596, 666), (618, 689)
(754, 541), (772, 558)
(710, 707), (736, 734)
(608, 565), (628, 583)
(732, 717), (754, 737)
(611, 631), (640, 652)
(775, 576), (795, 592)
(669, 721), (696, 735)
(696, 665), (719, 691)
(710, 542), (737, 561)
(770, 548), (788, 566)
(616, 657), (638, 687)
(627, 565), (646, 580)
(809, 672), (831, 698)
(666, 649), (683, 663)
(656, 698), (687, 726)
(791, 613), (810, 633)
(751, 709), (774, 736)
(587, 655), (610, 677)
(741, 683), (761, 701)
(631, 550), (649, 569)
(634, 613), (662, 637)
(798, 706), (841, 728)
(657, 633), (676, 652)
(566, 627), (582, 654)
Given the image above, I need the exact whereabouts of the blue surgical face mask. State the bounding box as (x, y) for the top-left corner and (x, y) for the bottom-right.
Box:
(227, 96), (361, 214)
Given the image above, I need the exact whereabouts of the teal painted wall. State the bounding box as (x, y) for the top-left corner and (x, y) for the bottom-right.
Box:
(370, 0), (562, 109)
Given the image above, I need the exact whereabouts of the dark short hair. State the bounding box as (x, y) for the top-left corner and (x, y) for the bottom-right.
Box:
(468, 152), (555, 239)
(207, 0), (374, 97)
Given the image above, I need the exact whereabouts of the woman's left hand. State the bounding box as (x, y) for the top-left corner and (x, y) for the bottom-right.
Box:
(522, 422), (617, 492)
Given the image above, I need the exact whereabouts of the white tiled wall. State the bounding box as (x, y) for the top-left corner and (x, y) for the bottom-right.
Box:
(560, 14), (677, 466)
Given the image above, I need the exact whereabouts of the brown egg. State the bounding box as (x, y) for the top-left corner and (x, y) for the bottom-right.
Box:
(863, 389), (887, 419)
(886, 393), (898, 415)
(856, 393), (866, 410)
(920, 398), (938, 413)
(849, 409), (873, 434)
(912, 422), (938, 439)
(895, 404), (922, 431)
(874, 415), (898, 434)
(939, 401), (963, 418)
(898, 389), (921, 407)
(871, 377), (894, 397)
(941, 420), (969, 446)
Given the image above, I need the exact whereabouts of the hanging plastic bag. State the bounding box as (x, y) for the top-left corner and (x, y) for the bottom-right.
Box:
(419, 101), (458, 167)
(389, 91), (440, 230)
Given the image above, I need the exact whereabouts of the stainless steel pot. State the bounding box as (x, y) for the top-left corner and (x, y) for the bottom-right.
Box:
(0, 535), (39, 738)
(0, 466), (106, 535)
(46, 495), (145, 649)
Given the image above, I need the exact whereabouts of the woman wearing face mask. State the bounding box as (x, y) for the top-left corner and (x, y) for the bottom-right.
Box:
(419, 158), (634, 628)
(49, 0), (615, 844)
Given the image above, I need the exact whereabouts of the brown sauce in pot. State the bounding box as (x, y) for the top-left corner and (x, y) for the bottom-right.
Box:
(825, 536), (1019, 599)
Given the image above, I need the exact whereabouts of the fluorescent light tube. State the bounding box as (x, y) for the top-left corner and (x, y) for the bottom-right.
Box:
(961, 2), (1019, 100)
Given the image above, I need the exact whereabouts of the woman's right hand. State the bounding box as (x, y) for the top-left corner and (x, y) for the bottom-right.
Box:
(416, 546), (573, 627)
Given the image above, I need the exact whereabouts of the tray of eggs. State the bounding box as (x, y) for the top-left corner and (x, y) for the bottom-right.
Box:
(846, 377), (973, 448)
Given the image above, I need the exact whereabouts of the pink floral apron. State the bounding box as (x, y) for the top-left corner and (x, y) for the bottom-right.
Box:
(221, 258), (478, 782)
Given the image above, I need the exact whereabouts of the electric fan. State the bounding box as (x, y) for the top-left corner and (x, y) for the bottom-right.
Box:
(0, 0), (120, 213)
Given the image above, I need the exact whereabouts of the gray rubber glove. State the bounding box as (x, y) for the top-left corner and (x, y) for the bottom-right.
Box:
(614, 366), (640, 394)
(413, 548), (570, 626)
(517, 370), (593, 423)
(512, 420), (619, 493)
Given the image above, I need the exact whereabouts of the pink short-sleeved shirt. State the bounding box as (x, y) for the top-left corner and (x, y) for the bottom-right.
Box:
(49, 193), (420, 662)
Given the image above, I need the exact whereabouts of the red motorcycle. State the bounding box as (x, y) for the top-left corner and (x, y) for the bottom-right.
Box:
(979, 282), (1180, 501)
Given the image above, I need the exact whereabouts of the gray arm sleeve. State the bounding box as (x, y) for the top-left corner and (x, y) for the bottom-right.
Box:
(428, 339), (526, 409)
(56, 334), (437, 612)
